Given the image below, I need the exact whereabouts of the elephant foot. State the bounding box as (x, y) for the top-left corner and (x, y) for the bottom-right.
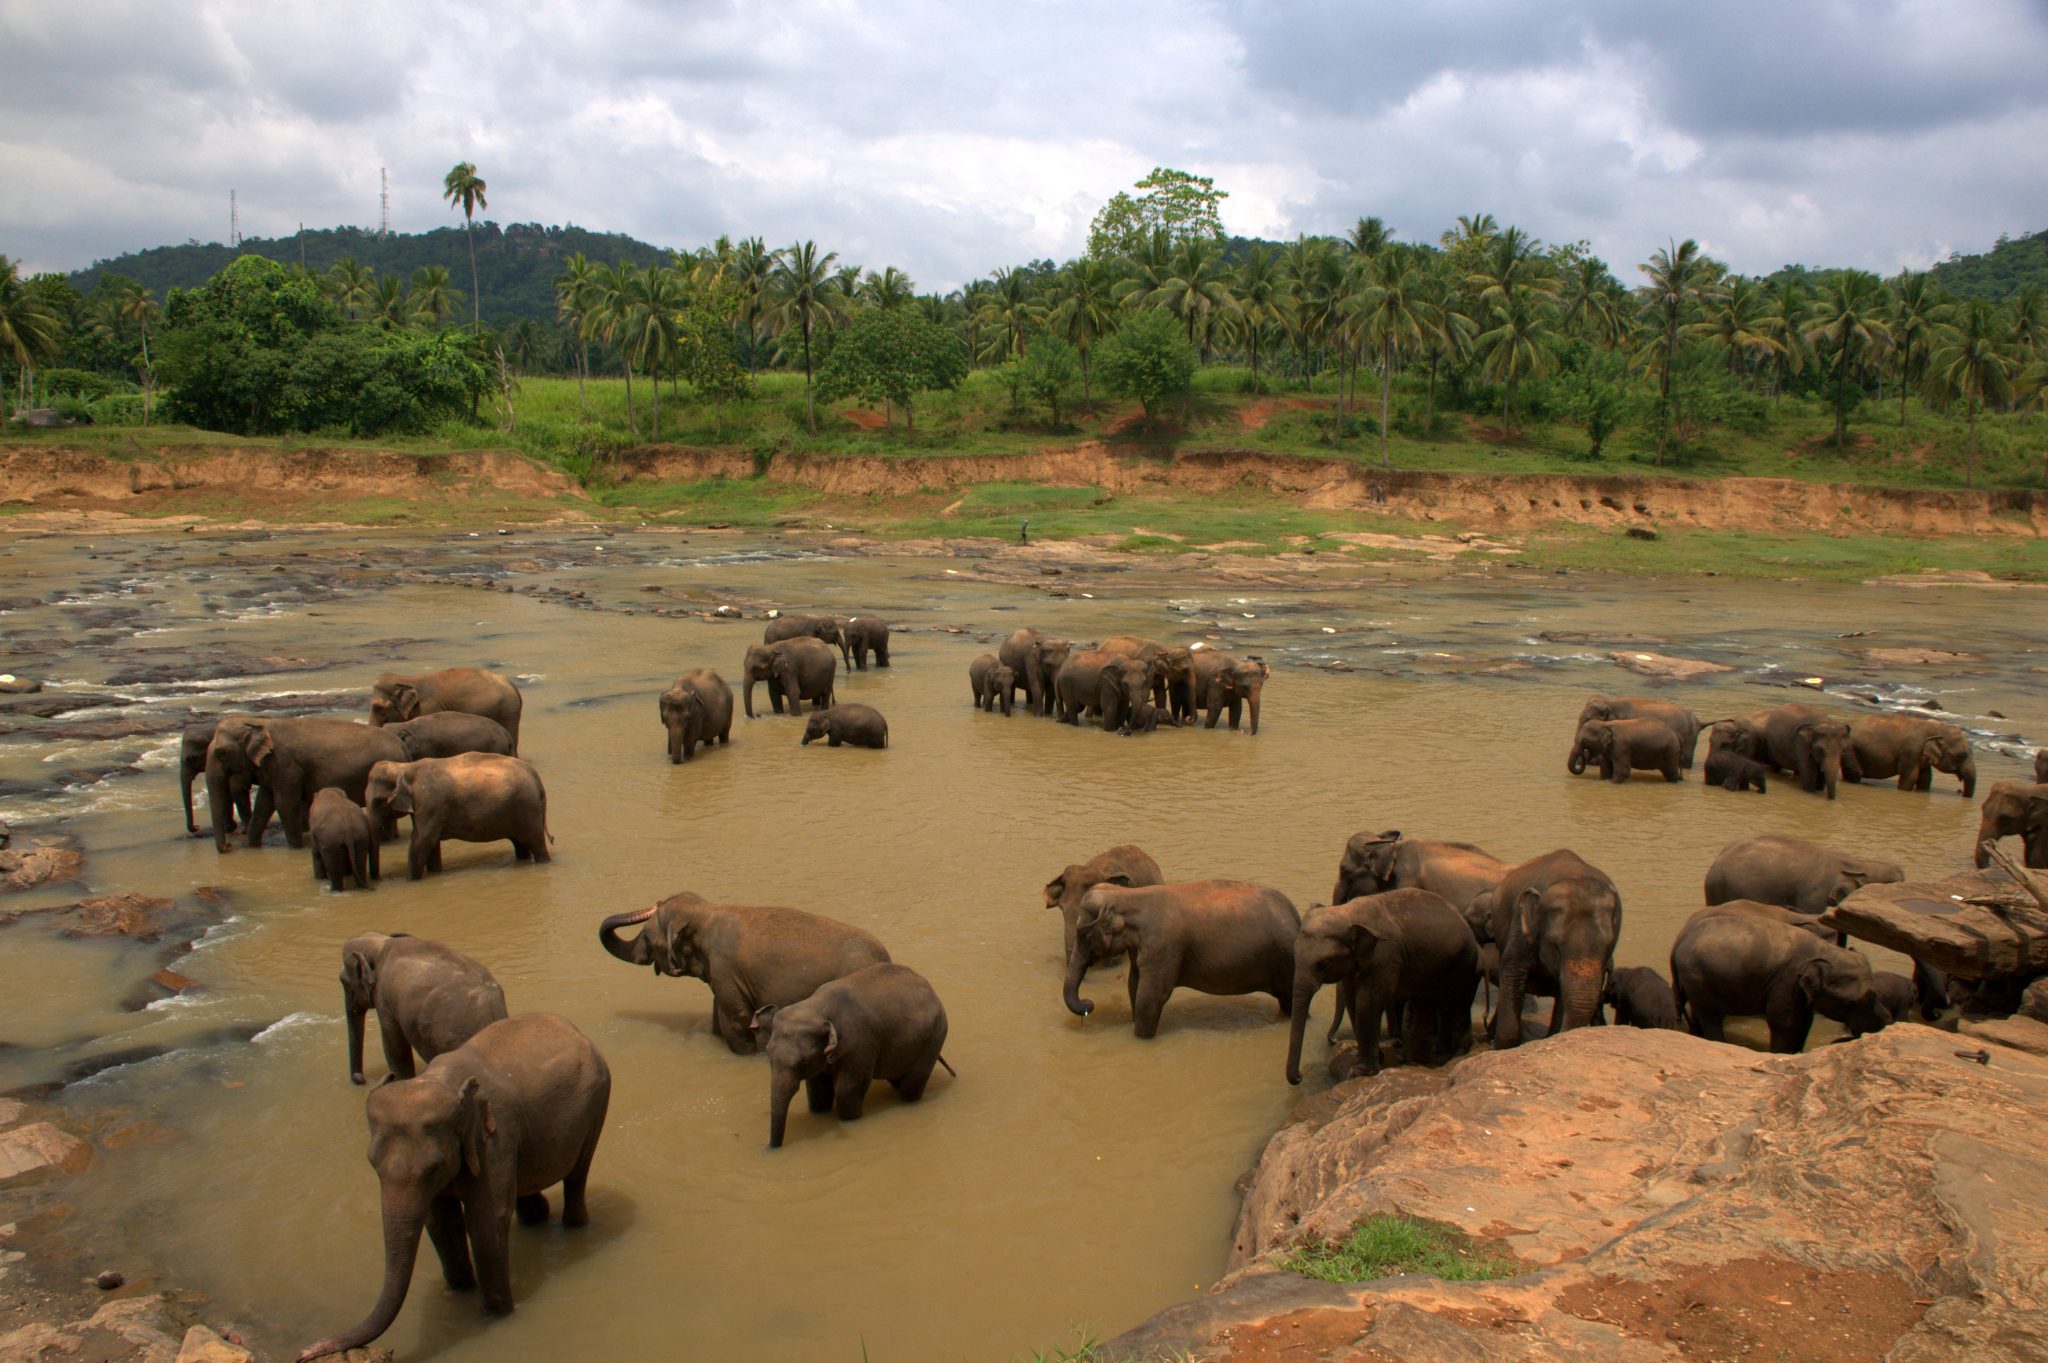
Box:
(516, 1193), (549, 1225)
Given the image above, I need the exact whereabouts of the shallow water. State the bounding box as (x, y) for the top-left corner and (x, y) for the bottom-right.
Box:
(0, 527), (2042, 1361)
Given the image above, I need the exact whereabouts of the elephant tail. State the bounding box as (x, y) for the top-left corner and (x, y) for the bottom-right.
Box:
(936, 1054), (956, 1077)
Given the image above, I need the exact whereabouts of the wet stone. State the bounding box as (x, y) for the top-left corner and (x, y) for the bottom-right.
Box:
(0, 1122), (92, 1184)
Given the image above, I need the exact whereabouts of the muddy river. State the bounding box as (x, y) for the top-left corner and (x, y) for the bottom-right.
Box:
(1, 526), (2042, 1361)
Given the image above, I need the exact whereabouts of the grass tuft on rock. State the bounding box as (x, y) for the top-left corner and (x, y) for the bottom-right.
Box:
(1282, 1213), (1522, 1284)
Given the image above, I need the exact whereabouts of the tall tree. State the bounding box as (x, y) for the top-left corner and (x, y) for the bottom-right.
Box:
(369, 275), (410, 330)
(768, 241), (845, 434)
(1762, 274), (1810, 404)
(1231, 244), (1285, 388)
(1924, 298), (2015, 488)
(408, 265), (459, 328)
(1475, 288), (1557, 431)
(115, 279), (158, 423)
(1347, 216), (1392, 259)
(1087, 167), (1229, 258)
(975, 266), (1043, 363)
(0, 254), (63, 405)
(630, 264), (686, 439)
(731, 237), (775, 372)
(553, 252), (598, 407)
(860, 266), (917, 311)
(1888, 270), (1946, 426)
(589, 261), (644, 436)
(1148, 238), (1239, 359)
(1803, 269), (1893, 447)
(1560, 257), (1627, 350)
(1692, 276), (1782, 376)
(329, 258), (375, 322)
(1636, 238), (1714, 465)
(442, 161), (488, 330)
(1046, 257), (1119, 409)
(1346, 247), (1431, 467)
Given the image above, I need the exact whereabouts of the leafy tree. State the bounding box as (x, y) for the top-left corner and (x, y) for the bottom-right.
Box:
(1087, 167), (1229, 259)
(813, 306), (967, 431)
(281, 327), (488, 435)
(1094, 307), (1196, 429)
(680, 281), (752, 439)
(1018, 335), (1081, 424)
(0, 255), (64, 406)
(156, 255), (336, 431)
(1804, 269), (1893, 446)
(1347, 247), (1431, 467)
(1636, 238), (1714, 464)
(1046, 257), (1119, 409)
(1558, 348), (1632, 457)
(442, 161), (488, 329)
(768, 240), (846, 434)
(1924, 298), (2016, 487)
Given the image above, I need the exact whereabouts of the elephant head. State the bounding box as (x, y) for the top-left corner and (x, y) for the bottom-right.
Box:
(298, 1073), (494, 1361)
(340, 933), (403, 1084)
(1826, 854), (1904, 907)
(811, 617), (843, 648)
(205, 716), (275, 852)
(1333, 830), (1402, 905)
(1211, 657), (1269, 734)
(1099, 658), (1151, 733)
(769, 650), (807, 714)
(1505, 877), (1620, 1038)
(1146, 647), (1196, 717)
(1064, 886), (1138, 1017)
(1794, 716), (1850, 800)
(740, 645), (775, 718)
(1706, 719), (1759, 759)
(1921, 731), (1976, 797)
(751, 1004), (837, 1148)
(800, 711), (831, 745)
(1798, 948), (1891, 1036)
(1034, 640), (1074, 714)
(368, 675), (422, 728)
(988, 663), (1015, 715)
(1576, 697), (1622, 728)
(598, 896), (709, 979)
(180, 721), (220, 836)
(1285, 902), (1383, 1085)
(364, 759), (415, 839)
(659, 685), (702, 763)
(1567, 721), (1615, 775)
(1974, 782), (2045, 867)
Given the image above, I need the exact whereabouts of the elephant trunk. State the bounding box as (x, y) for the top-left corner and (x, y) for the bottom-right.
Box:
(1246, 687), (1262, 736)
(181, 761), (200, 835)
(598, 906), (658, 966)
(1957, 755), (1977, 799)
(1285, 973), (1320, 1085)
(347, 1006), (368, 1085)
(298, 1189), (424, 1360)
(1062, 948), (1095, 1018)
(1567, 745), (1587, 776)
(205, 762), (235, 853)
(1558, 958), (1606, 1032)
(743, 677), (757, 719)
(768, 1068), (799, 1149)
(665, 716), (683, 765)
(1974, 817), (1996, 869)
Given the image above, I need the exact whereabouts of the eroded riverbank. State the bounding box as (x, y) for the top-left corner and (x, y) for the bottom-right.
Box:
(0, 524), (2043, 1360)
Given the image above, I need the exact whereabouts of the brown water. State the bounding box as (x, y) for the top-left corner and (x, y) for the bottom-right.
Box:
(1, 527), (2042, 1361)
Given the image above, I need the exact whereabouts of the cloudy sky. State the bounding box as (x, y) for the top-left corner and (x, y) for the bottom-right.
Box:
(4, 0), (2045, 289)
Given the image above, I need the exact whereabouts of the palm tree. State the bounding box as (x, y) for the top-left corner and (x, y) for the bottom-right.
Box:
(115, 280), (158, 423)
(767, 241), (844, 434)
(976, 266), (1043, 363)
(1561, 258), (1626, 350)
(2009, 284), (2046, 366)
(831, 264), (864, 304)
(1417, 251), (1475, 429)
(1046, 257), (1120, 410)
(1762, 274), (1810, 404)
(1347, 216), (1391, 259)
(1467, 226), (1557, 308)
(861, 267), (916, 311)
(409, 265), (459, 328)
(1803, 269), (1893, 447)
(1475, 289), (1557, 431)
(631, 264), (687, 439)
(553, 252), (599, 408)
(1924, 298), (2016, 488)
(1231, 244), (1285, 388)
(1888, 271), (1946, 425)
(732, 237), (774, 372)
(1637, 238), (1714, 465)
(1453, 213), (1498, 247)
(1692, 276), (1782, 377)
(369, 275), (410, 330)
(1280, 234), (1343, 388)
(442, 161), (488, 330)
(589, 261), (644, 436)
(1149, 238), (1238, 359)
(1347, 247), (1431, 467)
(329, 258), (375, 321)
(0, 255), (63, 406)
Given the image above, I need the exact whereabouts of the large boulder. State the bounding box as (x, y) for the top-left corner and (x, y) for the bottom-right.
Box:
(1108, 1026), (2048, 1361)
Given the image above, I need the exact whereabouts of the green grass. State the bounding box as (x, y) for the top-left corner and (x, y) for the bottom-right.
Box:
(1281, 1214), (1523, 1285)
(1521, 524), (2048, 581)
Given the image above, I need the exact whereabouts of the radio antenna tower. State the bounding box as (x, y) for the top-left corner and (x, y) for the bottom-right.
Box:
(230, 190), (240, 246)
(380, 168), (390, 238)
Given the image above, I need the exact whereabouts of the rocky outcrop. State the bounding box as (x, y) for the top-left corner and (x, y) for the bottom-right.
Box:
(1107, 1026), (2048, 1361)
(0, 837), (84, 893)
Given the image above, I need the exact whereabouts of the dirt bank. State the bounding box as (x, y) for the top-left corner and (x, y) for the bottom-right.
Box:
(1107, 1025), (2048, 1361)
(619, 443), (2048, 538)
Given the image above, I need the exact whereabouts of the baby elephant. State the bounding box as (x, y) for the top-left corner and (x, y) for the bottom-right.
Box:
(366, 753), (552, 880)
(1606, 965), (1682, 1029)
(802, 703), (888, 749)
(752, 963), (953, 1148)
(1568, 717), (1683, 783)
(1704, 748), (1769, 793)
(968, 653), (1015, 716)
(310, 787), (379, 891)
(340, 932), (508, 1084)
(1066, 880), (1300, 1038)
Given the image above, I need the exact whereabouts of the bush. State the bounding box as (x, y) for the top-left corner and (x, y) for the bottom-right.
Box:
(36, 368), (124, 401)
(1094, 310), (1197, 427)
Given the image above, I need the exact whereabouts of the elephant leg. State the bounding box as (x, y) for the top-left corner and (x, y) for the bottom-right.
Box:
(875, 643), (889, 667)
(1324, 984), (1348, 1045)
(561, 1114), (602, 1228)
(466, 1203), (515, 1316)
(804, 1073), (836, 1114)
(516, 1193), (549, 1226)
(1610, 756), (1632, 782)
(1131, 974), (1173, 1039)
(514, 840), (532, 862)
(428, 842), (444, 872)
(893, 1053), (938, 1102)
(426, 1195), (476, 1291)
(1767, 1005), (1815, 1054)
(351, 844), (370, 890)
(379, 1017), (416, 1080)
(1350, 984), (1384, 1076)
(1661, 758), (1681, 782)
(829, 732), (843, 747)
(1689, 1007), (1726, 1043)
(832, 1062), (875, 1121)
(244, 786), (276, 847)
(367, 838), (381, 881)
(408, 832), (429, 880)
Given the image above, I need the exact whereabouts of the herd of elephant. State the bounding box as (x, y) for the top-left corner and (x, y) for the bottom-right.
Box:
(1567, 694), (2048, 869)
(973, 627), (1270, 733)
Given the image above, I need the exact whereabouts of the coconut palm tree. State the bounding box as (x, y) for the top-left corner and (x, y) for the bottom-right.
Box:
(1280, 234), (1343, 388)
(1692, 276), (1782, 378)
(975, 267), (1043, 363)
(1475, 288), (1557, 432)
(1762, 274), (1811, 404)
(115, 280), (158, 423)
(1046, 257), (1120, 410)
(1467, 226), (1557, 308)
(1347, 247), (1432, 467)
(553, 252), (599, 407)
(1417, 251), (1475, 430)
(731, 237), (774, 371)
(369, 275), (410, 330)
(1887, 270), (1947, 426)
(2008, 284), (2046, 366)
(1560, 258), (1627, 351)
(329, 258), (375, 321)
(409, 266), (460, 329)
(831, 264), (864, 305)
(0, 255), (63, 407)
(442, 161), (488, 330)
(767, 241), (845, 434)
(631, 264), (687, 439)
(1347, 216), (1392, 259)
(1924, 298), (2016, 488)
(1149, 238), (1238, 359)
(1637, 238), (1714, 465)
(1803, 269), (1893, 448)
(860, 267), (916, 311)
(590, 261), (644, 436)
(1453, 213), (1498, 247)
(1230, 244), (1285, 388)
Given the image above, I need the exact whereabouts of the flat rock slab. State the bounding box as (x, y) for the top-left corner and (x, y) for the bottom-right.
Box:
(1108, 1026), (2048, 1362)
(1823, 867), (2048, 980)
(1862, 646), (1985, 667)
(1607, 650), (1733, 681)
(0, 1122), (91, 1184)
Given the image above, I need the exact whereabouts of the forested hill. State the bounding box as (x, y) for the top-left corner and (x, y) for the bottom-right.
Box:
(66, 222), (676, 326)
(1929, 228), (2048, 301)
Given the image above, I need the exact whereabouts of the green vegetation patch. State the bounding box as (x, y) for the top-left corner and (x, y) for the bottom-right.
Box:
(1282, 1213), (1523, 1285)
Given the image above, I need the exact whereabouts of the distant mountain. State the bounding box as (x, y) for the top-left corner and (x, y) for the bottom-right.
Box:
(1929, 228), (2048, 302)
(66, 222), (678, 326)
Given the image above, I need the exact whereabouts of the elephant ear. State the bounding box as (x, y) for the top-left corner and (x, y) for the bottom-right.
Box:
(245, 722), (276, 771)
(1101, 872), (1136, 889)
(391, 683), (421, 720)
(1043, 873), (1069, 909)
(822, 1022), (840, 1065)
(1795, 956), (1829, 1001)
(458, 1077), (495, 1178)
(750, 1005), (779, 1039)
(1514, 886), (1544, 939)
(1346, 919), (1387, 954)
(341, 950), (375, 1005)
(385, 769), (416, 815)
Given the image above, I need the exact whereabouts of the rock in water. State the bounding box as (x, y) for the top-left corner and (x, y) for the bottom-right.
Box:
(175, 1325), (254, 1363)
(0, 1123), (92, 1185)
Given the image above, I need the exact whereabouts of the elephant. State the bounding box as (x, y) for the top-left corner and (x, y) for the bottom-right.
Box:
(835, 616), (891, 670)
(1045, 844), (1165, 971)
(968, 654), (1015, 715)
(1576, 696), (1704, 768)
(802, 703), (888, 749)
(998, 628), (1073, 716)
(741, 638), (838, 718)
(752, 963), (952, 1148)
(1706, 713), (1771, 760)
(1100, 635), (1197, 724)
(294, 1014), (608, 1362)
(1843, 713), (1976, 797)
(1697, 898), (1838, 942)
(1972, 782), (2048, 868)
(1331, 831), (1509, 940)
(1703, 749), (1769, 793)
(339, 932), (507, 1085)
(659, 668), (734, 764)
(1605, 965), (1681, 1029)
(1487, 849), (1623, 1048)
(1566, 717), (1682, 783)
(1760, 702), (1852, 799)
(206, 715), (406, 852)
(365, 754), (551, 881)
(310, 788), (378, 891)
(2038, 750), (2048, 784)
(1191, 648), (1269, 734)
(384, 712), (515, 761)
(762, 614), (844, 650)
(1063, 880), (1299, 1038)
(1703, 834), (1904, 914)
(1284, 888), (1479, 1084)
(369, 668), (523, 755)
(1669, 907), (1890, 1052)
(1053, 650), (1151, 732)
(597, 892), (891, 1054)
(180, 719), (250, 837)
(1127, 699), (1167, 733)
(1869, 971), (1918, 1034)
